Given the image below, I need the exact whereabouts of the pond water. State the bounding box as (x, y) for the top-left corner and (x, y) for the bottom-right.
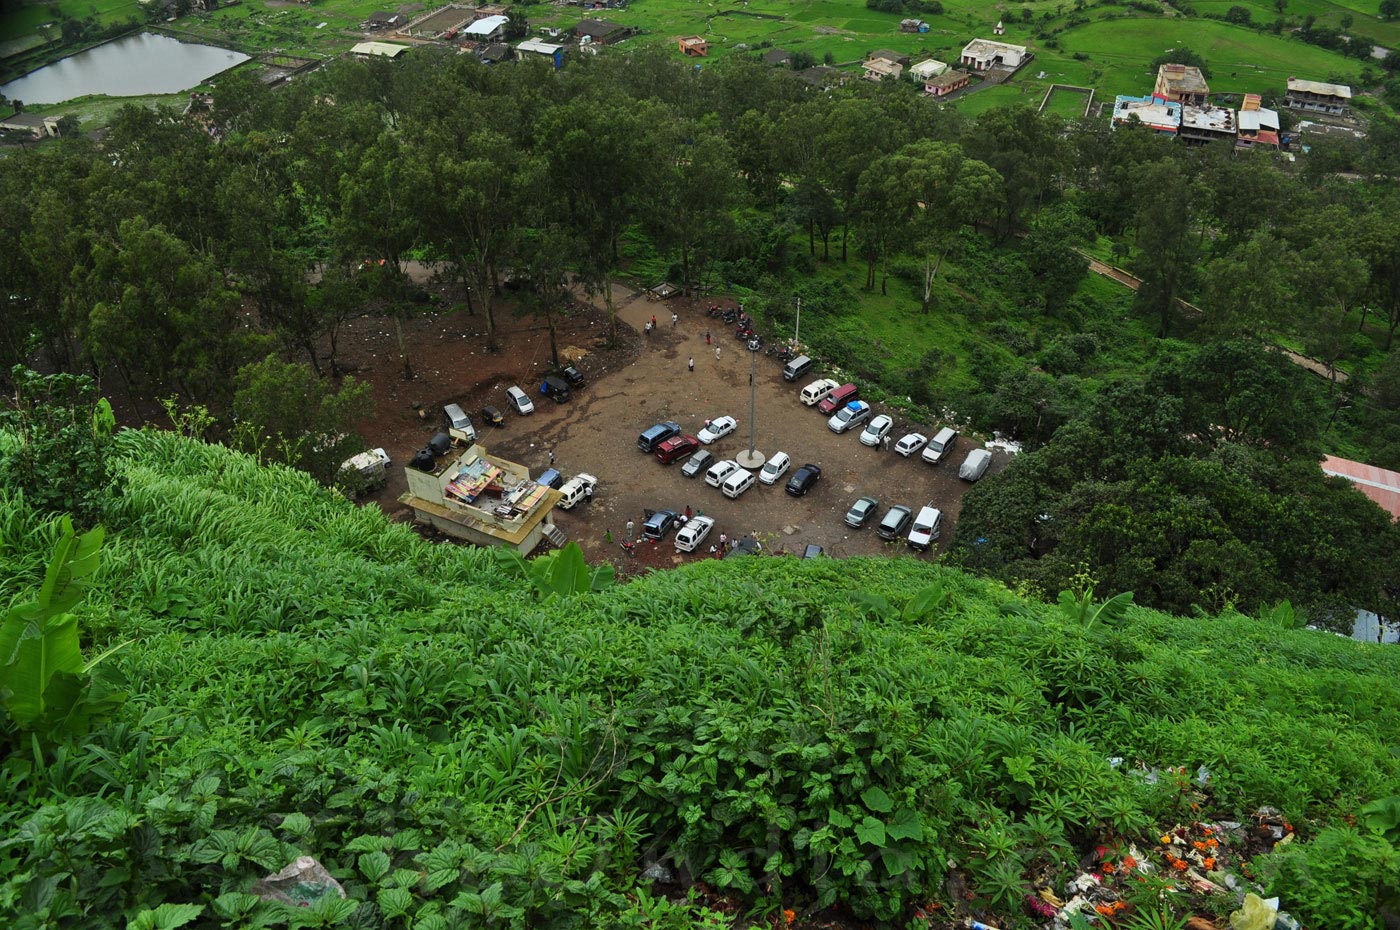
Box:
(0, 32), (249, 105)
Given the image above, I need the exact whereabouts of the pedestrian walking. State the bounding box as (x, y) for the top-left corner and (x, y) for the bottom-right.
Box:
(651, 314), (657, 328)
(626, 519), (635, 540)
(688, 356), (695, 372)
(705, 330), (711, 345)
(645, 320), (652, 337)
(605, 528), (613, 544)
(548, 449), (555, 466)
(719, 532), (727, 550)
(882, 434), (891, 452)
(672, 312), (679, 328)
(715, 346), (721, 360)
(685, 505), (693, 521)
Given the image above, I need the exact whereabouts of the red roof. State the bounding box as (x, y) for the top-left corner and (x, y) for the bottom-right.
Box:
(1321, 455), (1400, 520)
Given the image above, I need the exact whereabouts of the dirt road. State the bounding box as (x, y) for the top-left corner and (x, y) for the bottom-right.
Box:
(347, 283), (1001, 577)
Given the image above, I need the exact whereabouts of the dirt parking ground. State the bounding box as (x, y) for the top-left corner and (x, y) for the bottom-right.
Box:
(347, 279), (1004, 578)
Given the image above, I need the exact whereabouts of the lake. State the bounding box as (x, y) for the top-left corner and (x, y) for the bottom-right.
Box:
(0, 32), (250, 106)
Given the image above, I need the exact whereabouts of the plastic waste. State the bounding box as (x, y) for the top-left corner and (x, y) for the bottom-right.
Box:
(1229, 893), (1279, 930)
(251, 856), (346, 907)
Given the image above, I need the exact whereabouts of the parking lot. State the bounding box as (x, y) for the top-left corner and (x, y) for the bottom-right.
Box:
(355, 281), (1002, 575)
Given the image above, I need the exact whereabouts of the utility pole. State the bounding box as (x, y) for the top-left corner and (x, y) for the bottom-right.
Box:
(736, 341), (764, 469)
(794, 297), (801, 348)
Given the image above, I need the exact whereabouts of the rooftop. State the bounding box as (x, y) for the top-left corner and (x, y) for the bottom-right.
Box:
(576, 19), (628, 38)
(0, 112), (50, 128)
(517, 37), (564, 54)
(464, 14), (509, 35)
(1180, 104), (1235, 133)
(961, 38), (1028, 57)
(1156, 63), (1209, 95)
(1287, 77), (1352, 98)
(1322, 455), (1400, 520)
(1237, 107), (1279, 132)
(865, 58), (903, 78)
(924, 69), (969, 90)
(350, 41), (409, 58)
(1112, 94), (1182, 128)
(909, 58), (948, 78)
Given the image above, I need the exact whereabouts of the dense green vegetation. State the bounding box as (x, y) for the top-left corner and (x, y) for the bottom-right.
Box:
(5, 49), (1400, 625)
(1, 424), (1399, 928)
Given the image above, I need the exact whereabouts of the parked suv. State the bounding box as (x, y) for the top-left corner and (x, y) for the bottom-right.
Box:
(816, 383), (858, 415)
(638, 421), (682, 453)
(876, 505), (913, 541)
(642, 509), (679, 540)
(907, 505), (942, 551)
(655, 434), (700, 465)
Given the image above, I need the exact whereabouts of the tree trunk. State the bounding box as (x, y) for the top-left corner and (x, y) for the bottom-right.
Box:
(394, 314), (412, 380)
(841, 222), (849, 262)
(302, 339), (321, 375)
(1387, 315), (1398, 351)
(604, 271), (619, 346)
(681, 241), (691, 297)
(822, 229), (830, 261)
(865, 256), (876, 290)
(808, 218), (815, 256)
(547, 304), (560, 370)
(880, 250), (888, 297)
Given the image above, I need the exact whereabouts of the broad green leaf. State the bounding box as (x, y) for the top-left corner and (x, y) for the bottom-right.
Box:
(887, 809), (924, 842)
(847, 592), (893, 620)
(861, 786), (894, 813)
(855, 816), (886, 848)
(281, 812), (313, 837)
(126, 902), (205, 930)
(827, 809), (852, 829)
(359, 850), (392, 882)
(378, 887), (414, 919)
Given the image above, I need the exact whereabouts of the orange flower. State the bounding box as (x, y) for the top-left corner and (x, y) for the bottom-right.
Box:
(1206, 839), (1218, 848)
(1113, 901), (1128, 912)
(1203, 857), (1216, 870)
(1193, 841), (1208, 851)
(1102, 861), (1117, 874)
(784, 909), (795, 926)
(1096, 904), (1116, 917)
(1122, 856), (1138, 870)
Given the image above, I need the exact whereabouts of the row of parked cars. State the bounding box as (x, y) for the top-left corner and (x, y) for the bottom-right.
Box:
(799, 378), (992, 482)
(440, 366), (589, 440)
(638, 419), (822, 500)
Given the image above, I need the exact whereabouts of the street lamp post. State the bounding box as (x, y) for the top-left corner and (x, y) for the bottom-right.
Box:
(736, 342), (764, 469)
(794, 297), (801, 349)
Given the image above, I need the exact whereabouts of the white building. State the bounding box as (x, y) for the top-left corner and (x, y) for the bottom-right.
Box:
(350, 41), (410, 58)
(463, 14), (509, 41)
(909, 58), (949, 81)
(1285, 77), (1352, 115)
(959, 38), (1028, 71)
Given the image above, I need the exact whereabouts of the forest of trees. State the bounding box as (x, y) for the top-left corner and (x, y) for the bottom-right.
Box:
(3, 47), (1400, 625)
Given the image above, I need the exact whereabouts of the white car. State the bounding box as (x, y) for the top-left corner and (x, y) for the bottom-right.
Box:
(759, 451), (791, 485)
(828, 400), (871, 434)
(698, 416), (737, 444)
(675, 515), (716, 552)
(800, 378), (840, 406)
(894, 433), (927, 457)
(705, 459), (741, 488)
(859, 414), (894, 447)
(907, 505), (943, 551)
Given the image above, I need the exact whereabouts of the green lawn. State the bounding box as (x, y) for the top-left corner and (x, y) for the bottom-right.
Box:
(1189, 0), (1400, 46)
(21, 90), (188, 126)
(1, 0), (143, 41)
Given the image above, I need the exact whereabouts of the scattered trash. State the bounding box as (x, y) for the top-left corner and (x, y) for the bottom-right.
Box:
(1196, 764), (1212, 787)
(251, 856), (346, 907)
(641, 861), (673, 883)
(1228, 893), (1278, 930)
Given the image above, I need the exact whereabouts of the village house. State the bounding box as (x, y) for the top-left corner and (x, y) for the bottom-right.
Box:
(361, 10), (404, 30)
(899, 18), (927, 33)
(958, 38), (1028, 71)
(400, 444), (563, 555)
(1235, 93), (1280, 149)
(866, 48), (911, 68)
(1178, 104), (1236, 145)
(1153, 63), (1209, 106)
(923, 70), (970, 98)
(863, 57), (903, 82)
(677, 35), (708, 57)
(463, 14), (510, 42)
(762, 47), (792, 67)
(908, 58), (949, 81)
(350, 41), (410, 58)
(0, 112), (61, 139)
(517, 37), (565, 68)
(795, 66), (842, 88)
(1285, 77), (1352, 115)
(478, 43), (512, 63)
(574, 19), (633, 45)
(1111, 95), (1182, 135)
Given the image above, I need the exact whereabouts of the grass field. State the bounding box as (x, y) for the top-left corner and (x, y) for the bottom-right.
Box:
(1189, 0), (1400, 46)
(1, 0), (143, 41)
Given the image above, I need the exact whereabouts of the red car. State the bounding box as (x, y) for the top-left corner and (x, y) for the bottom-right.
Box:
(655, 434), (700, 464)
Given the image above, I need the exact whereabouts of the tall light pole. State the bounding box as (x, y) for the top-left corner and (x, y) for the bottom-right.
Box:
(736, 342), (764, 469)
(794, 297), (801, 349)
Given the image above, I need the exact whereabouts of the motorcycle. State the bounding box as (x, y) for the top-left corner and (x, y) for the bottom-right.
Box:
(747, 336), (763, 352)
(735, 325), (755, 340)
(721, 309), (738, 324)
(707, 305), (724, 318)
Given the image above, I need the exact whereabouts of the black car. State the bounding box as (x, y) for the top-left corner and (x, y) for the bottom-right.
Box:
(785, 463), (822, 497)
(481, 405), (505, 427)
(638, 421), (682, 453)
(876, 505), (913, 541)
(541, 375), (570, 403)
(642, 509), (679, 541)
(557, 365), (585, 387)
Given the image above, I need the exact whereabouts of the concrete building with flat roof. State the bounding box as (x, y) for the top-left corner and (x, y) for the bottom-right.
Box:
(959, 38), (1027, 71)
(400, 445), (563, 554)
(1111, 95), (1182, 134)
(1153, 63), (1210, 106)
(350, 41), (410, 58)
(1285, 77), (1352, 115)
(909, 58), (949, 81)
(1178, 104), (1235, 144)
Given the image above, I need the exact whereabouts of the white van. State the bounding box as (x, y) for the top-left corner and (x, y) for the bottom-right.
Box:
(782, 355), (814, 382)
(506, 386), (535, 415)
(339, 448), (391, 493)
(921, 427), (958, 465)
(720, 467), (756, 499)
(907, 505), (943, 551)
(759, 451), (791, 485)
(800, 378), (840, 406)
(556, 474), (597, 510)
(959, 448), (993, 482)
(443, 403), (477, 443)
(674, 515), (715, 552)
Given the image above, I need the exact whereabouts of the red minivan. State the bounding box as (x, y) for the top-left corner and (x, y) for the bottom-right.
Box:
(816, 383), (859, 415)
(655, 434), (701, 464)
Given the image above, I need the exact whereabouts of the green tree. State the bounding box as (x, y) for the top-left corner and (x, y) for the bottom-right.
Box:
(1199, 232), (1294, 336)
(961, 106), (1062, 237)
(643, 117), (745, 294)
(1022, 203), (1092, 315)
(1129, 159), (1198, 336)
(1148, 46), (1213, 79)
(231, 355), (375, 483)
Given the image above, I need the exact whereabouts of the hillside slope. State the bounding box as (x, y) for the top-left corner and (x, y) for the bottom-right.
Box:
(2, 428), (1398, 928)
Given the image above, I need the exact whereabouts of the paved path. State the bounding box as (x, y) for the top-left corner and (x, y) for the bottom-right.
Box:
(1075, 249), (1348, 384)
